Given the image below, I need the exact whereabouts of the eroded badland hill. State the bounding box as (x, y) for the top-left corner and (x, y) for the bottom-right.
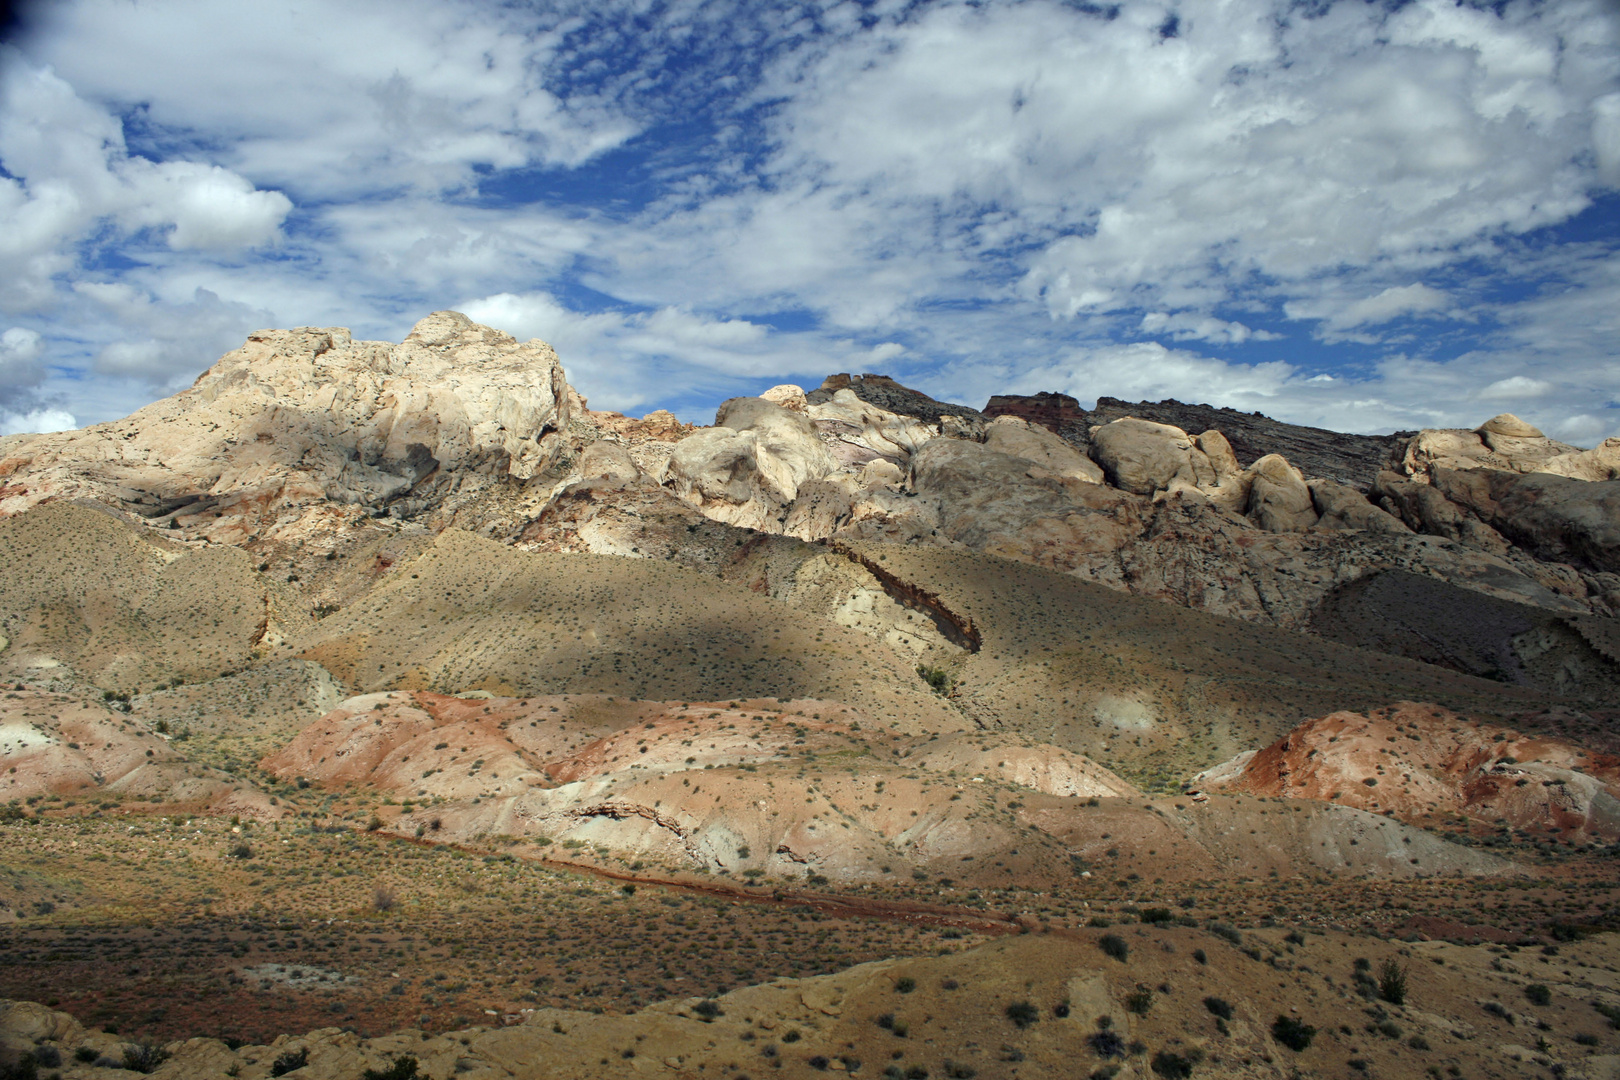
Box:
(4, 312), (1620, 1079)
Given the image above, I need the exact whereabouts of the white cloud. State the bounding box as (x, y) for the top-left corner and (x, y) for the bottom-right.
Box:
(0, 50), (292, 313)
(1139, 311), (1280, 344)
(2, 0), (1617, 441)
(0, 407), (76, 436)
(462, 290), (838, 413)
(21, 0), (640, 199)
(1480, 375), (1554, 400)
(1596, 94), (1620, 184)
(0, 327), (46, 391)
(1330, 284), (1458, 329)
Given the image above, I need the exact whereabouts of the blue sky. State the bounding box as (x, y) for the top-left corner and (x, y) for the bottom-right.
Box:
(1, 0), (1618, 440)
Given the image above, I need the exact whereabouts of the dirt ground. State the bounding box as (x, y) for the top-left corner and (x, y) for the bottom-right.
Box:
(5, 809), (1620, 1053)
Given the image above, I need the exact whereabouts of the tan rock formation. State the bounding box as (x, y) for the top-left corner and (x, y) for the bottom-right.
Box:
(662, 396), (838, 531)
(0, 312), (573, 544)
(806, 388), (937, 467)
(1308, 478), (1410, 534)
(760, 383), (809, 411)
(982, 416), (1103, 483)
(1243, 453), (1318, 532)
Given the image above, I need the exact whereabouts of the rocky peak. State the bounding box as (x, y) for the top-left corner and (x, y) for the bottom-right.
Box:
(0, 312), (573, 544)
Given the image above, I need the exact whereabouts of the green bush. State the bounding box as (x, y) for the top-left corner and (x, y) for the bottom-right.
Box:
(1525, 984), (1551, 1007)
(1005, 1001), (1039, 1029)
(1150, 1050), (1202, 1078)
(1271, 1015), (1316, 1052)
(1377, 959), (1408, 1005)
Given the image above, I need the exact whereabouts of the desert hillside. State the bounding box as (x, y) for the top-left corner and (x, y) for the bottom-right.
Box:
(2, 313), (1618, 1078)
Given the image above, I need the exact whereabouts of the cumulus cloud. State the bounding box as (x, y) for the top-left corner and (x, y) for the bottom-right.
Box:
(2, 0), (1618, 438)
(0, 327), (46, 391)
(20, 0), (640, 199)
(0, 50), (291, 313)
(1480, 375), (1555, 400)
(462, 290), (841, 413)
(0, 407), (76, 437)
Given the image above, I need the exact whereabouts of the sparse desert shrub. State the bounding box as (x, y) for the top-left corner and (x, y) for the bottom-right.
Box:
(270, 1047), (308, 1076)
(0, 1052), (38, 1080)
(1150, 1049), (1202, 1078)
(692, 1000), (723, 1021)
(943, 1062), (977, 1079)
(1525, 984), (1551, 1007)
(1125, 986), (1153, 1015)
(808, 1056), (830, 1071)
(1594, 1000), (1620, 1029)
(1140, 907), (1172, 924)
(895, 977), (916, 994)
(1271, 1015), (1316, 1051)
(372, 884), (398, 912)
(122, 1043), (170, 1074)
(73, 1048), (98, 1064)
(1206, 922), (1242, 946)
(916, 665), (951, 696)
(29, 1048), (58, 1070)
(1192, 949), (1207, 965)
(360, 1055), (419, 1080)
(1005, 1001), (1039, 1029)
(1377, 958), (1408, 1005)
(1099, 934), (1128, 962)
(1203, 997), (1232, 1020)
(1088, 1030), (1126, 1058)
(227, 842), (253, 860)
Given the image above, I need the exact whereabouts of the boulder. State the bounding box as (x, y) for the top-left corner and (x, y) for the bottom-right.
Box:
(1373, 470), (1509, 553)
(1088, 418), (1207, 496)
(1477, 413), (1543, 438)
(1244, 454), (1318, 532)
(576, 440), (640, 482)
(760, 384), (808, 411)
(806, 389), (937, 467)
(1394, 417), (1582, 481)
(982, 416), (1104, 483)
(662, 397), (837, 530)
(1308, 479), (1410, 534)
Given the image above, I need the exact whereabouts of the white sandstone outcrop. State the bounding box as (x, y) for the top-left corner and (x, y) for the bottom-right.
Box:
(0, 311), (572, 543)
(662, 396), (839, 531)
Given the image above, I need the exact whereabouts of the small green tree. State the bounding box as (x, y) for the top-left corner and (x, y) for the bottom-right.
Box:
(1377, 958), (1408, 1006)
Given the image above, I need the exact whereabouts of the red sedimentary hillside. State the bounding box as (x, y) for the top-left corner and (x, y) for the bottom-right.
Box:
(0, 690), (277, 817)
(1199, 702), (1620, 842)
